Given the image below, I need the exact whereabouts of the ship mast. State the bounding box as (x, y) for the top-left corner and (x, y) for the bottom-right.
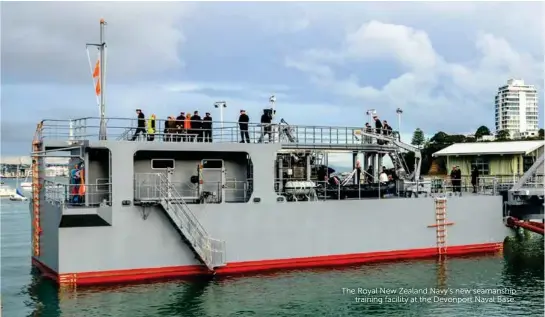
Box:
(86, 19), (108, 140)
(98, 19), (107, 140)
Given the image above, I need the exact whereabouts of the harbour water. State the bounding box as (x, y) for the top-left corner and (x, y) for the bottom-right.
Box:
(1, 179), (543, 317)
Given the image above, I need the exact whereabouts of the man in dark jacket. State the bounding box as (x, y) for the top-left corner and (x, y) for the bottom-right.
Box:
(471, 166), (479, 193)
(366, 165), (374, 183)
(259, 109), (273, 143)
(238, 110), (250, 143)
(374, 116), (383, 134)
(190, 111), (202, 142)
(383, 120), (393, 136)
(450, 166), (462, 192)
(131, 109), (146, 141)
(455, 166), (462, 192)
(175, 112), (185, 142)
(202, 112), (213, 142)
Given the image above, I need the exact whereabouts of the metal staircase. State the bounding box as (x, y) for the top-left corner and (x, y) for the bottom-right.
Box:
(155, 171), (226, 271)
(357, 130), (422, 180)
(389, 151), (410, 175)
(509, 152), (544, 195)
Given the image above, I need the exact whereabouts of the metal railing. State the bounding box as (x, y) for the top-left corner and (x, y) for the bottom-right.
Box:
(37, 117), (401, 147)
(274, 178), (405, 201)
(134, 172), (226, 269)
(430, 174), (544, 194)
(44, 180), (112, 207)
(134, 173), (200, 201)
(134, 173), (250, 203)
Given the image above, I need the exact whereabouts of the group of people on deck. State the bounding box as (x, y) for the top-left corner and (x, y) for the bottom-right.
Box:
(131, 109), (213, 142)
(130, 108), (275, 143)
(450, 165), (480, 193)
(361, 115), (394, 144)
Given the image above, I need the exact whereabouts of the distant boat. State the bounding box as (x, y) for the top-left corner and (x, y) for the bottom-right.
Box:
(9, 188), (28, 201)
(20, 170), (32, 190)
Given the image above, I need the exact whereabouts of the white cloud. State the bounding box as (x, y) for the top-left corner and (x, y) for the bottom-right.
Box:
(286, 20), (543, 134)
(1, 2), (190, 83)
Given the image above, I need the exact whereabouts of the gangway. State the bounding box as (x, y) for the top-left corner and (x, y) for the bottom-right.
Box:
(153, 170), (226, 270)
(356, 130), (422, 181)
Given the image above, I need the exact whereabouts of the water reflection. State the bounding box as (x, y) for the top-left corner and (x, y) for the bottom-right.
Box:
(25, 268), (60, 317)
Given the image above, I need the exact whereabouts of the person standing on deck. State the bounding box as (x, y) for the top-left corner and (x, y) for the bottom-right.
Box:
(364, 122), (372, 143)
(191, 111), (202, 142)
(374, 115), (383, 134)
(259, 109), (273, 143)
(147, 114), (156, 141)
(238, 110), (250, 143)
(355, 160), (362, 184)
(164, 116), (176, 142)
(131, 109), (146, 141)
(383, 120), (392, 136)
(366, 165), (374, 183)
(471, 166), (479, 193)
(450, 166), (459, 192)
(455, 166), (462, 192)
(175, 112), (185, 142)
(379, 168), (388, 182)
(202, 112), (213, 142)
(184, 113), (192, 141)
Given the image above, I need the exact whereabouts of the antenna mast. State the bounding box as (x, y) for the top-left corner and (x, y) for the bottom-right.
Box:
(98, 19), (107, 140)
(86, 19), (108, 140)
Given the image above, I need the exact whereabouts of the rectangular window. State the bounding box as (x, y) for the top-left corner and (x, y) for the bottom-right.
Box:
(151, 159), (175, 169)
(202, 159), (223, 169)
(471, 157), (489, 175)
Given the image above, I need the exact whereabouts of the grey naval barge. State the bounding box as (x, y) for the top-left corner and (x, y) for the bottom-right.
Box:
(29, 20), (525, 286)
(30, 110), (521, 286)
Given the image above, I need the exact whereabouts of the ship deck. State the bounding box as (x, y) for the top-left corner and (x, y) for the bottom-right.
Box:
(37, 117), (404, 152)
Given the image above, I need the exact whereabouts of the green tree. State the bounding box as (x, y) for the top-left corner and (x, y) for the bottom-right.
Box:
(411, 128), (425, 146)
(496, 130), (510, 141)
(539, 128), (544, 139)
(429, 131), (449, 144)
(474, 125), (491, 139)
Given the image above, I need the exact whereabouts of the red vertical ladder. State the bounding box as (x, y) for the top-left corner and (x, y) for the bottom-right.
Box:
(32, 122), (44, 257)
(428, 197), (454, 256)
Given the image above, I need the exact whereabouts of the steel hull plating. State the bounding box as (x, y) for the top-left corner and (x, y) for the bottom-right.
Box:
(33, 195), (508, 285)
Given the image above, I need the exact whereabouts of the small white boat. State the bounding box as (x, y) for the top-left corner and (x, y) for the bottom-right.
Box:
(9, 193), (28, 201)
(9, 187), (28, 201)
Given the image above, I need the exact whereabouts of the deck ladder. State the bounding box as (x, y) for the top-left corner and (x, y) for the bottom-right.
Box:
(434, 197), (448, 255)
(155, 172), (226, 270)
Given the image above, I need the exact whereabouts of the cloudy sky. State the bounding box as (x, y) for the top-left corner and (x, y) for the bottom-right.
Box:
(1, 1), (543, 161)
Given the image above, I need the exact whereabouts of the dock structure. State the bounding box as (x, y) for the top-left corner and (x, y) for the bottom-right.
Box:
(505, 152), (544, 235)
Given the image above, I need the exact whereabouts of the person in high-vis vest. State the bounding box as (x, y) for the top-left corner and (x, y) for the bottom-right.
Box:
(147, 114), (156, 141)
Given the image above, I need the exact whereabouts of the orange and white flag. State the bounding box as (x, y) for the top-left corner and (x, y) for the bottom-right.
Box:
(93, 58), (101, 96)
(92, 59), (100, 78)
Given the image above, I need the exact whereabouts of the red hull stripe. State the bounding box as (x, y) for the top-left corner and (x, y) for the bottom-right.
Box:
(33, 242), (503, 286)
